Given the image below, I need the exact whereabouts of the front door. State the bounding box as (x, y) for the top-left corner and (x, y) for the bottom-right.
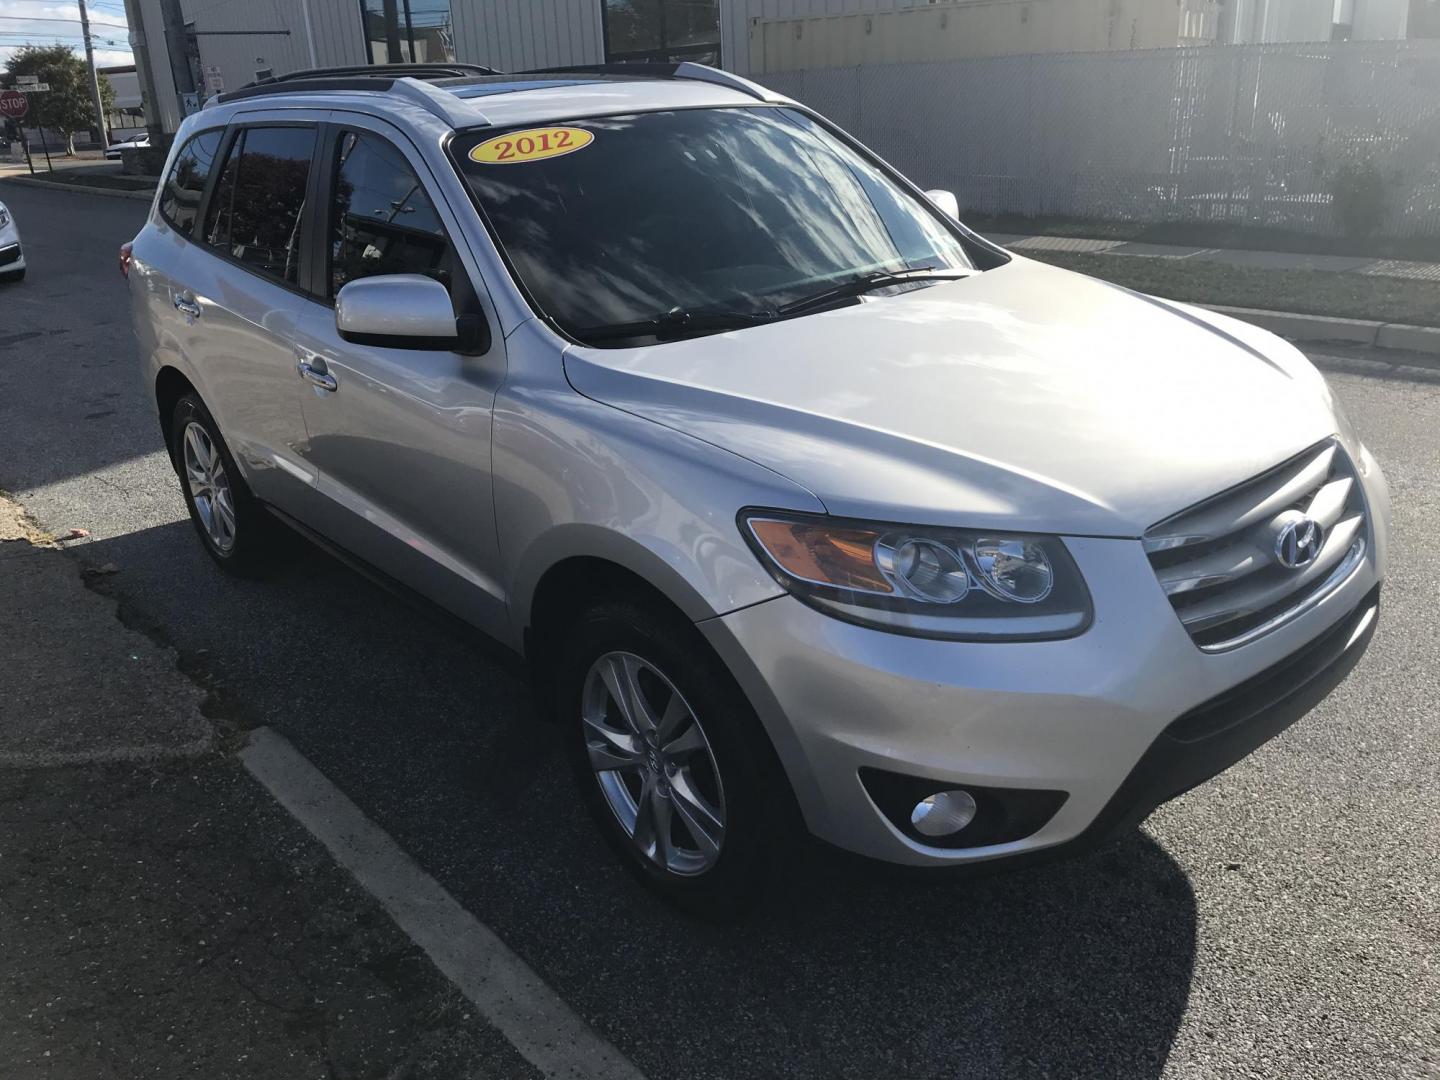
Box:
(291, 121), (508, 637)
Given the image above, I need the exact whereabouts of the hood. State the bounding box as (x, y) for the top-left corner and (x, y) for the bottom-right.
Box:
(562, 258), (1338, 537)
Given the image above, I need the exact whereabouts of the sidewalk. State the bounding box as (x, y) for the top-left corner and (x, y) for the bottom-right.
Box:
(0, 495), (537, 1079)
(0, 159), (156, 199)
(987, 231), (1440, 283)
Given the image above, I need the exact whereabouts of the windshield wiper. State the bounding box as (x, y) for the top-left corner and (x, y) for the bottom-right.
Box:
(577, 307), (778, 343)
(776, 267), (973, 318)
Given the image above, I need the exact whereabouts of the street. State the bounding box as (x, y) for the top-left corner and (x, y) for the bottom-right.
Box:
(0, 181), (1436, 1079)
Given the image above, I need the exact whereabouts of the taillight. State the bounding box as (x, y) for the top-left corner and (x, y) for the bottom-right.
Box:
(118, 241), (133, 279)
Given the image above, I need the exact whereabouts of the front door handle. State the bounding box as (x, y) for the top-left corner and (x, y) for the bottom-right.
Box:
(173, 293), (201, 319)
(296, 357), (338, 392)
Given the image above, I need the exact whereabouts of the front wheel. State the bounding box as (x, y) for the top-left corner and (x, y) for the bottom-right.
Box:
(560, 600), (791, 921)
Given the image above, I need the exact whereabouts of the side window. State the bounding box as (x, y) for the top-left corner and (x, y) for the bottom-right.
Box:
(158, 129), (223, 237)
(329, 130), (455, 299)
(204, 126), (317, 286)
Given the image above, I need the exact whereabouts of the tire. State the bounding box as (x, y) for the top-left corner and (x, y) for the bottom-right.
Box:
(559, 598), (794, 921)
(0, 268), (23, 284)
(170, 393), (278, 576)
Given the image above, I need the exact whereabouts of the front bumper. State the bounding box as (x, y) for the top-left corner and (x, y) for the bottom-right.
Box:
(0, 241), (23, 273)
(700, 452), (1388, 868)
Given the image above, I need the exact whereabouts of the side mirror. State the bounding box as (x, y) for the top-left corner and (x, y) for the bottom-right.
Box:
(925, 188), (960, 220)
(335, 274), (489, 354)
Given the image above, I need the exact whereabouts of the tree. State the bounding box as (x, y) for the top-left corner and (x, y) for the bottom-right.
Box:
(2, 45), (115, 155)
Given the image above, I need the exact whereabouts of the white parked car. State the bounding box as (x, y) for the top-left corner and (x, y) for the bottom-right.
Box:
(125, 63), (1390, 918)
(0, 200), (24, 283)
(104, 131), (149, 159)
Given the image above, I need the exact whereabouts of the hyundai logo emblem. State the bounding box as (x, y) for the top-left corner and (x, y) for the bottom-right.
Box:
(1274, 514), (1324, 570)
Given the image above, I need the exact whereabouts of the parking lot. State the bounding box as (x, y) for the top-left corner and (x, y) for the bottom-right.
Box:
(0, 181), (1436, 1079)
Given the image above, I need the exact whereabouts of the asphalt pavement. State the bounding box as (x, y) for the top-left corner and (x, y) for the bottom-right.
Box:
(0, 179), (1436, 1079)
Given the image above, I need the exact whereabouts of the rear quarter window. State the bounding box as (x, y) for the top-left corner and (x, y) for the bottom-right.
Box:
(158, 130), (223, 237)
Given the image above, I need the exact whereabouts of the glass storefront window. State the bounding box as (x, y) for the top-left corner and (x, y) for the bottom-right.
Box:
(602, 0), (721, 65)
(360, 0), (456, 65)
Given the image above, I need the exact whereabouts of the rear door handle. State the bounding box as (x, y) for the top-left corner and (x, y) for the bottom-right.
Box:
(173, 293), (201, 319)
(296, 357), (338, 392)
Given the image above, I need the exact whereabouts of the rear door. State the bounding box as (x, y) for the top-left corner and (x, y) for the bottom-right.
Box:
(179, 118), (325, 513)
(290, 117), (509, 637)
(135, 126), (227, 435)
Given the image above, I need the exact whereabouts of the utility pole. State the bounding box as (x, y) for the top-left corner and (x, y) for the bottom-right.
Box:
(158, 0), (199, 117)
(121, 0), (167, 146)
(77, 0), (111, 151)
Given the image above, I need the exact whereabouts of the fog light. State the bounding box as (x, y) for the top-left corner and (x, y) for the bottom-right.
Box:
(910, 790), (978, 837)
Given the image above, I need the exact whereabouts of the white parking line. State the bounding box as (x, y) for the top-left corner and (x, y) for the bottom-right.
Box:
(239, 726), (647, 1080)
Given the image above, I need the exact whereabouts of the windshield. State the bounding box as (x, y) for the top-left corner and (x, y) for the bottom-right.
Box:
(451, 107), (976, 346)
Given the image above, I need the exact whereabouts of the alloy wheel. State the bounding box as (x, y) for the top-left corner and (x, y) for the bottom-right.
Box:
(581, 651), (727, 876)
(182, 421), (237, 553)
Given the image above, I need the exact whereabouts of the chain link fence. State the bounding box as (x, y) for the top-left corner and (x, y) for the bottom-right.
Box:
(761, 41), (1440, 239)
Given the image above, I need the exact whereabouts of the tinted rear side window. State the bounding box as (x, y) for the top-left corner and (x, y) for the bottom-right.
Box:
(158, 129), (222, 237)
(204, 126), (317, 286)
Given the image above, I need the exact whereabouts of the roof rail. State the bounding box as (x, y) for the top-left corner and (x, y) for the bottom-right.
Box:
(672, 62), (789, 103)
(517, 61), (789, 103)
(390, 76), (490, 127)
(206, 60), (783, 123)
(243, 63), (499, 88)
(213, 76), (404, 106)
(211, 72), (488, 126)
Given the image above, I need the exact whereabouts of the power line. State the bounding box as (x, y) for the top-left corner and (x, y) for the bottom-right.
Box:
(0, 15), (129, 29)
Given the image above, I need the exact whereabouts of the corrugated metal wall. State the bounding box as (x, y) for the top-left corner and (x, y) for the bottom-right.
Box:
(1226, 0), (1410, 42)
(306, 0), (368, 66)
(746, 0), (1224, 73)
(185, 0), (604, 94)
(185, 0), (330, 92)
(180, 0), (364, 96)
(451, 0), (604, 70)
(722, 0), (934, 75)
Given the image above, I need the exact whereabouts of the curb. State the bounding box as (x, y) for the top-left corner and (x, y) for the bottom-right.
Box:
(1205, 304), (1440, 357)
(0, 174), (155, 201)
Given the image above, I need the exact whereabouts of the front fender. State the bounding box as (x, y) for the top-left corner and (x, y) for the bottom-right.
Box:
(494, 380), (825, 643)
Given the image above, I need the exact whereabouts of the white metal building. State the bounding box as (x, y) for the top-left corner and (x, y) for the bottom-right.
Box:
(127, 0), (1421, 133)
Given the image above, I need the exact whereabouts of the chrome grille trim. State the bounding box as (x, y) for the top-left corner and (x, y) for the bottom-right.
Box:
(1145, 439), (1369, 652)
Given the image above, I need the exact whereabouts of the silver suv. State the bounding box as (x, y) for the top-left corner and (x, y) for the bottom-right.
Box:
(127, 63), (1389, 918)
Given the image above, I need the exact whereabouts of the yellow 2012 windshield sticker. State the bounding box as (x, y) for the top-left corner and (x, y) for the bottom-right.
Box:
(469, 127), (594, 164)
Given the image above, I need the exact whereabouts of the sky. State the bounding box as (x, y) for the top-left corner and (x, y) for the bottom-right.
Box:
(0, 0), (133, 70)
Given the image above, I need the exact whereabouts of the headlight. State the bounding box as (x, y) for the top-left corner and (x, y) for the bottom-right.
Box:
(740, 510), (1093, 641)
(0, 206), (10, 228)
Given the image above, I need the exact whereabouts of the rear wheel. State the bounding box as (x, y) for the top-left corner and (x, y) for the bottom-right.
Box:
(560, 599), (791, 921)
(170, 394), (277, 575)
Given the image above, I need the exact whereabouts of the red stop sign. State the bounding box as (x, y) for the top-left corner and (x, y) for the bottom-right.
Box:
(0, 89), (29, 120)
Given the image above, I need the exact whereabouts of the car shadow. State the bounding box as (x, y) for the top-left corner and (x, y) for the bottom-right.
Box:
(72, 519), (1197, 1080)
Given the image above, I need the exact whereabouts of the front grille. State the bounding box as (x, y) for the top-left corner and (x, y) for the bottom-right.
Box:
(1145, 438), (1368, 651)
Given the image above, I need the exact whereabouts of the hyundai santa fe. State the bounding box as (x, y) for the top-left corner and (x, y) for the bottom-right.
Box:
(125, 62), (1390, 918)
